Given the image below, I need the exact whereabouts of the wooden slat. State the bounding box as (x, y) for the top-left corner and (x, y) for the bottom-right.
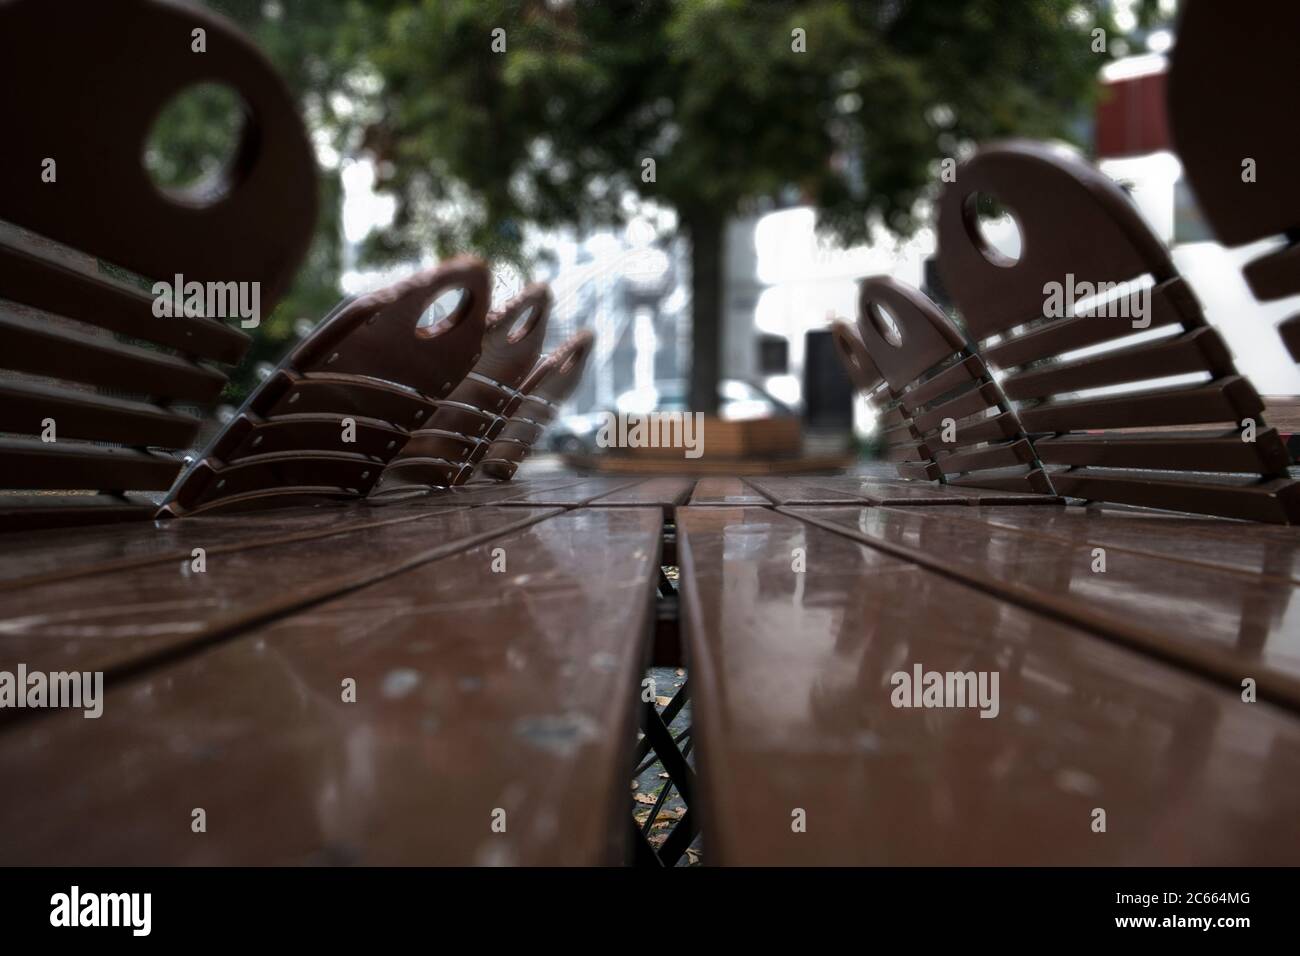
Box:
(878, 405), (907, 429)
(742, 476), (868, 505)
(587, 477), (695, 512)
(688, 477), (770, 505)
(166, 452), (386, 515)
(0, 379), (200, 447)
(0, 497), (461, 590)
(983, 276), (1190, 369)
(947, 469), (1056, 495)
(883, 441), (931, 462)
(1242, 238), (1300, 301)
(259, 370), (435, 431)
(911, 382), (1001, 434)
(953, 505), (1300, 584)
(0, 229), (250, 364)
(943, 410), (1022, 445)
(1002, 327), (1232, 401)
(0, 438), (179, 491)
(1036, 430), (1292, 474)
(899, 355), (981, 410)
(490, 477), (644, 507)
(785, 504), (1300, 707)
(895, 460), (943, 481)
(678, 506), (1300, 864)
(935, 438), (1034, 475)
(0, 494), (156, 533)
(415, 477), (583, 507)
(797, 475), (1057, 506)
(1047, 470), (1300, 524)
(211, 414), (408, 462)
(0, 304), (228, 401)
(803, 476), (970, 505)
(1280, 315), (1300, 363)
(0, 506), (558, 681)
(0, 507), (661, 864)
(1019, 376), (1262, 434)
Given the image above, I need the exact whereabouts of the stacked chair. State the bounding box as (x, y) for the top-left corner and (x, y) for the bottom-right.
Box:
(851, 276), (1052, 493)
(0, 0), (592, 529)
(476, 330), (596, 480)
(839, 136), (1299, 523)
(370, 290), (595, 493)
(0, 0), (316, 530)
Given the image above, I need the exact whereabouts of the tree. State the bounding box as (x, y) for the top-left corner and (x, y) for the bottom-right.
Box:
(349, 0), (1126, 413)
(166, 0), (1170, 409)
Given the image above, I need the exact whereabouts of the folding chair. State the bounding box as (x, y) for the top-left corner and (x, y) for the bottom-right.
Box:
(1167, 0), (1300, 362)
(935, 140), (1298, 522)
(850, 277), (1052, 492)
(0, 0), (315, 530)
(476, 330), (596, 480)
(370, 284), (552, 494)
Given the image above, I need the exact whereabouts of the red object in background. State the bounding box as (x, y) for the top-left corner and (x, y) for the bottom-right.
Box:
(1096, 69), (1171, 158)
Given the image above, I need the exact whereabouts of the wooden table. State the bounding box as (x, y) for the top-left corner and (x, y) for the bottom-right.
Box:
(2, 473), (1298, 865)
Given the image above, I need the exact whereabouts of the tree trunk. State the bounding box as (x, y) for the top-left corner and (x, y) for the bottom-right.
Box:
(685, 210), (724, 416)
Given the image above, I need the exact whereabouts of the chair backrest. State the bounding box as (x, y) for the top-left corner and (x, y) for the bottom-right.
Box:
(161, 259), (490, 515)
(372, 284), (553, 492)
(831, 321), (884, 394)
(854, 277), (1051, 491)
(936, 140), (1298, 523)
(476, 330), (596, 480)
(833, 319), (938, 478)
(0, 0), (317, 530)
(1167, 0), (1300, 361)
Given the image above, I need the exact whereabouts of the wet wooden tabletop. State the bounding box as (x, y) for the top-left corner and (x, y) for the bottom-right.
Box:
(2, 473), (1298, 865)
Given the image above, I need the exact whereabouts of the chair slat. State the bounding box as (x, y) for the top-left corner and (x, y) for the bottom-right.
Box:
(0, 439), (180, 491)
(1019, 376), (1261, 434)
(0, 232), (251, 364)
(984, 276), (1191, 369)
(1048, 471), (1300, 524)
(0, 305), (228, 402)
(899, 354), (982, 410)
(1035, 431), (1293, 474)
(0, 380), (200, 448)
(1001, 327), (1231, 402)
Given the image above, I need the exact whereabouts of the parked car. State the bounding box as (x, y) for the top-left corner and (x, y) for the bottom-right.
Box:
(545, 379), (794, 454)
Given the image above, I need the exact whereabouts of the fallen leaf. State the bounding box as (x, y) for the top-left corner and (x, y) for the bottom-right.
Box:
(685, 849), (701, 864)
(675, 668), (686, 677)
(655, 696), (672, 707)
(630, 781), (639, 791)
(633, 793), (659, 805)
(657, 772), (670, 779)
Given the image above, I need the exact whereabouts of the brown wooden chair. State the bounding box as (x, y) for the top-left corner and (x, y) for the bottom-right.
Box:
(1167, 0), (1300, 363)
(833, 318), (944, 479)
(936, 140), (1298, 523)
(476, 330), (596, 480)
(161, 260), (490, 515)
(850, 277), (1053, 492)
(0, 0), (316, 531)
(370, 285), (552, 494)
